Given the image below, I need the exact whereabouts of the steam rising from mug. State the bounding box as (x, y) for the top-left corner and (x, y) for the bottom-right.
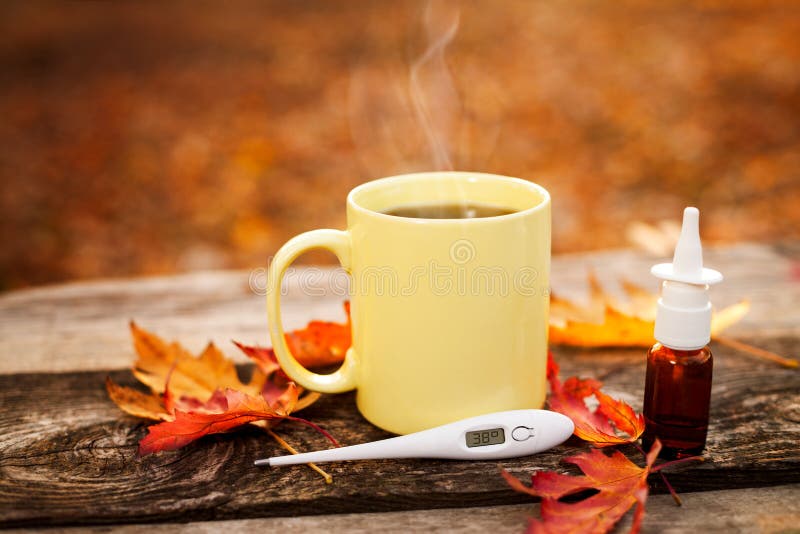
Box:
(409, 3), (460, 170)
(348, 1), (503, 176)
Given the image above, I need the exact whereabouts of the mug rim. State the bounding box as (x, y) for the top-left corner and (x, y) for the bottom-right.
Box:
(347, 171), (550, 223)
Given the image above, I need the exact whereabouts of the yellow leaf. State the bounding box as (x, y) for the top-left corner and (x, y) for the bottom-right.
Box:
(130, 321), (264, 400)
(549, 305), (656, 347)
(549, 275), (749, 348)
(105, 376), (169, 421)
(108, 323), (325, 426)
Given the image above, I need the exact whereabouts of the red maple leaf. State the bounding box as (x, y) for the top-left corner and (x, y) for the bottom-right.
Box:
(502, 440), (662, 534)
(547, 352), (644, 446)
(139, 388), (296, 455)
(138, 387), (338, 456)
(107, 312), (350, 456)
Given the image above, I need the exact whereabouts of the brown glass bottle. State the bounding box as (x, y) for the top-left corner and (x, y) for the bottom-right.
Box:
(642, 342), (713, 458)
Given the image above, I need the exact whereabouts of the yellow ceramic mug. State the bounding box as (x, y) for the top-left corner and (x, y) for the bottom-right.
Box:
(267, 172), (551, 434)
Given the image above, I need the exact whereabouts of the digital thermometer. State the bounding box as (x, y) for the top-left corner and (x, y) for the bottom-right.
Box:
(255, 409), (574, 467)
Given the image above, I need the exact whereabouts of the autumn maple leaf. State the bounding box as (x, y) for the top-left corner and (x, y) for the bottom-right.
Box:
(106, 322), (280, 423)
(138, 386), (339, 455)
(138, 387), (297, 455)
(285, 300), (351, 368)
(547, 352), (644, 447)
(549, 273), (796, 367)
(106, 304), (352, 456)
(106, 324), (312, 455)
(502, 440), (662, 534)
(548, 272), (750, 348)
(235, 301), (351, 373)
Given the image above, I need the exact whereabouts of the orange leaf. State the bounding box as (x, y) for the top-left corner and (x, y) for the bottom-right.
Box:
(138, 388), (297, 455)
(129, 321), (265, 400)
(106, 314), (348, 454)
(285, 301), (351, 368)
(548, 273), (749, 347)
(234, 301), (350, 372)
(549, 305), (656, 347)
(502, 440), (662, 534)
(233, 342), (282, 377)
(231, 342), (324, 412)
(105, 376), (169, 421)
(547, 352), (644, 446)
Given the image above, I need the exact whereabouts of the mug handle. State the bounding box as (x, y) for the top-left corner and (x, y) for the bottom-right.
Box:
(266, 229), (358, 393)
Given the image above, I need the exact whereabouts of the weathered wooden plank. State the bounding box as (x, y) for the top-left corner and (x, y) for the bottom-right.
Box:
(7, 485), (799, 534)
(1, 334), (797, 528)
(1, 243), (797, 375)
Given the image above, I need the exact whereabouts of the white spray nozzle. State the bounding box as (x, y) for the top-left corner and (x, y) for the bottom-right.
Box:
(651, 207), (722, 285)
(651, 207), (723, 350)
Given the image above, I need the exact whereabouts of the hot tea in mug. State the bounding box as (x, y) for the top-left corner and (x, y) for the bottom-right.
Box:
(267, 172), (551, 434)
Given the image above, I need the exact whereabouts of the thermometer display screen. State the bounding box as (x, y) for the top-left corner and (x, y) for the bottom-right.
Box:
(465, 428), (505, 448)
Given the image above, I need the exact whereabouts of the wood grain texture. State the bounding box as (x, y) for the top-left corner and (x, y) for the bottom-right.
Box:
(1, 335), (797, 527)
(7, 485), (799, 534)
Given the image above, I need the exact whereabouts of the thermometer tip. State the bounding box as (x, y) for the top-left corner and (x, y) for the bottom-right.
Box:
(253, 458), (271, 467)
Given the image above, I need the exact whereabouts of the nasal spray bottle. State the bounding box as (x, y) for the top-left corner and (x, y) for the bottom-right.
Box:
(642, 207), (722, 458)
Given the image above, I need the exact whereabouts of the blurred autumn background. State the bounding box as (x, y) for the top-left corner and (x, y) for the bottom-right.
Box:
(1, 0), (799, 290)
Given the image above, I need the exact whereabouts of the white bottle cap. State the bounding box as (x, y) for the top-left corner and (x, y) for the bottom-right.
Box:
(651, 207), (723, 350)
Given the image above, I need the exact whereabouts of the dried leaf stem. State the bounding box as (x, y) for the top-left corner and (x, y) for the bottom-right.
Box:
(267, 429), (333, 484)
(714, 335), (797, 368)
(652, 455), (704, 505)
(638, 445), (704, 507)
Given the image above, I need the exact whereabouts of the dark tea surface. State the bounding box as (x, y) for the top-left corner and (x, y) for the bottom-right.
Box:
(382, 203), (515, 219)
